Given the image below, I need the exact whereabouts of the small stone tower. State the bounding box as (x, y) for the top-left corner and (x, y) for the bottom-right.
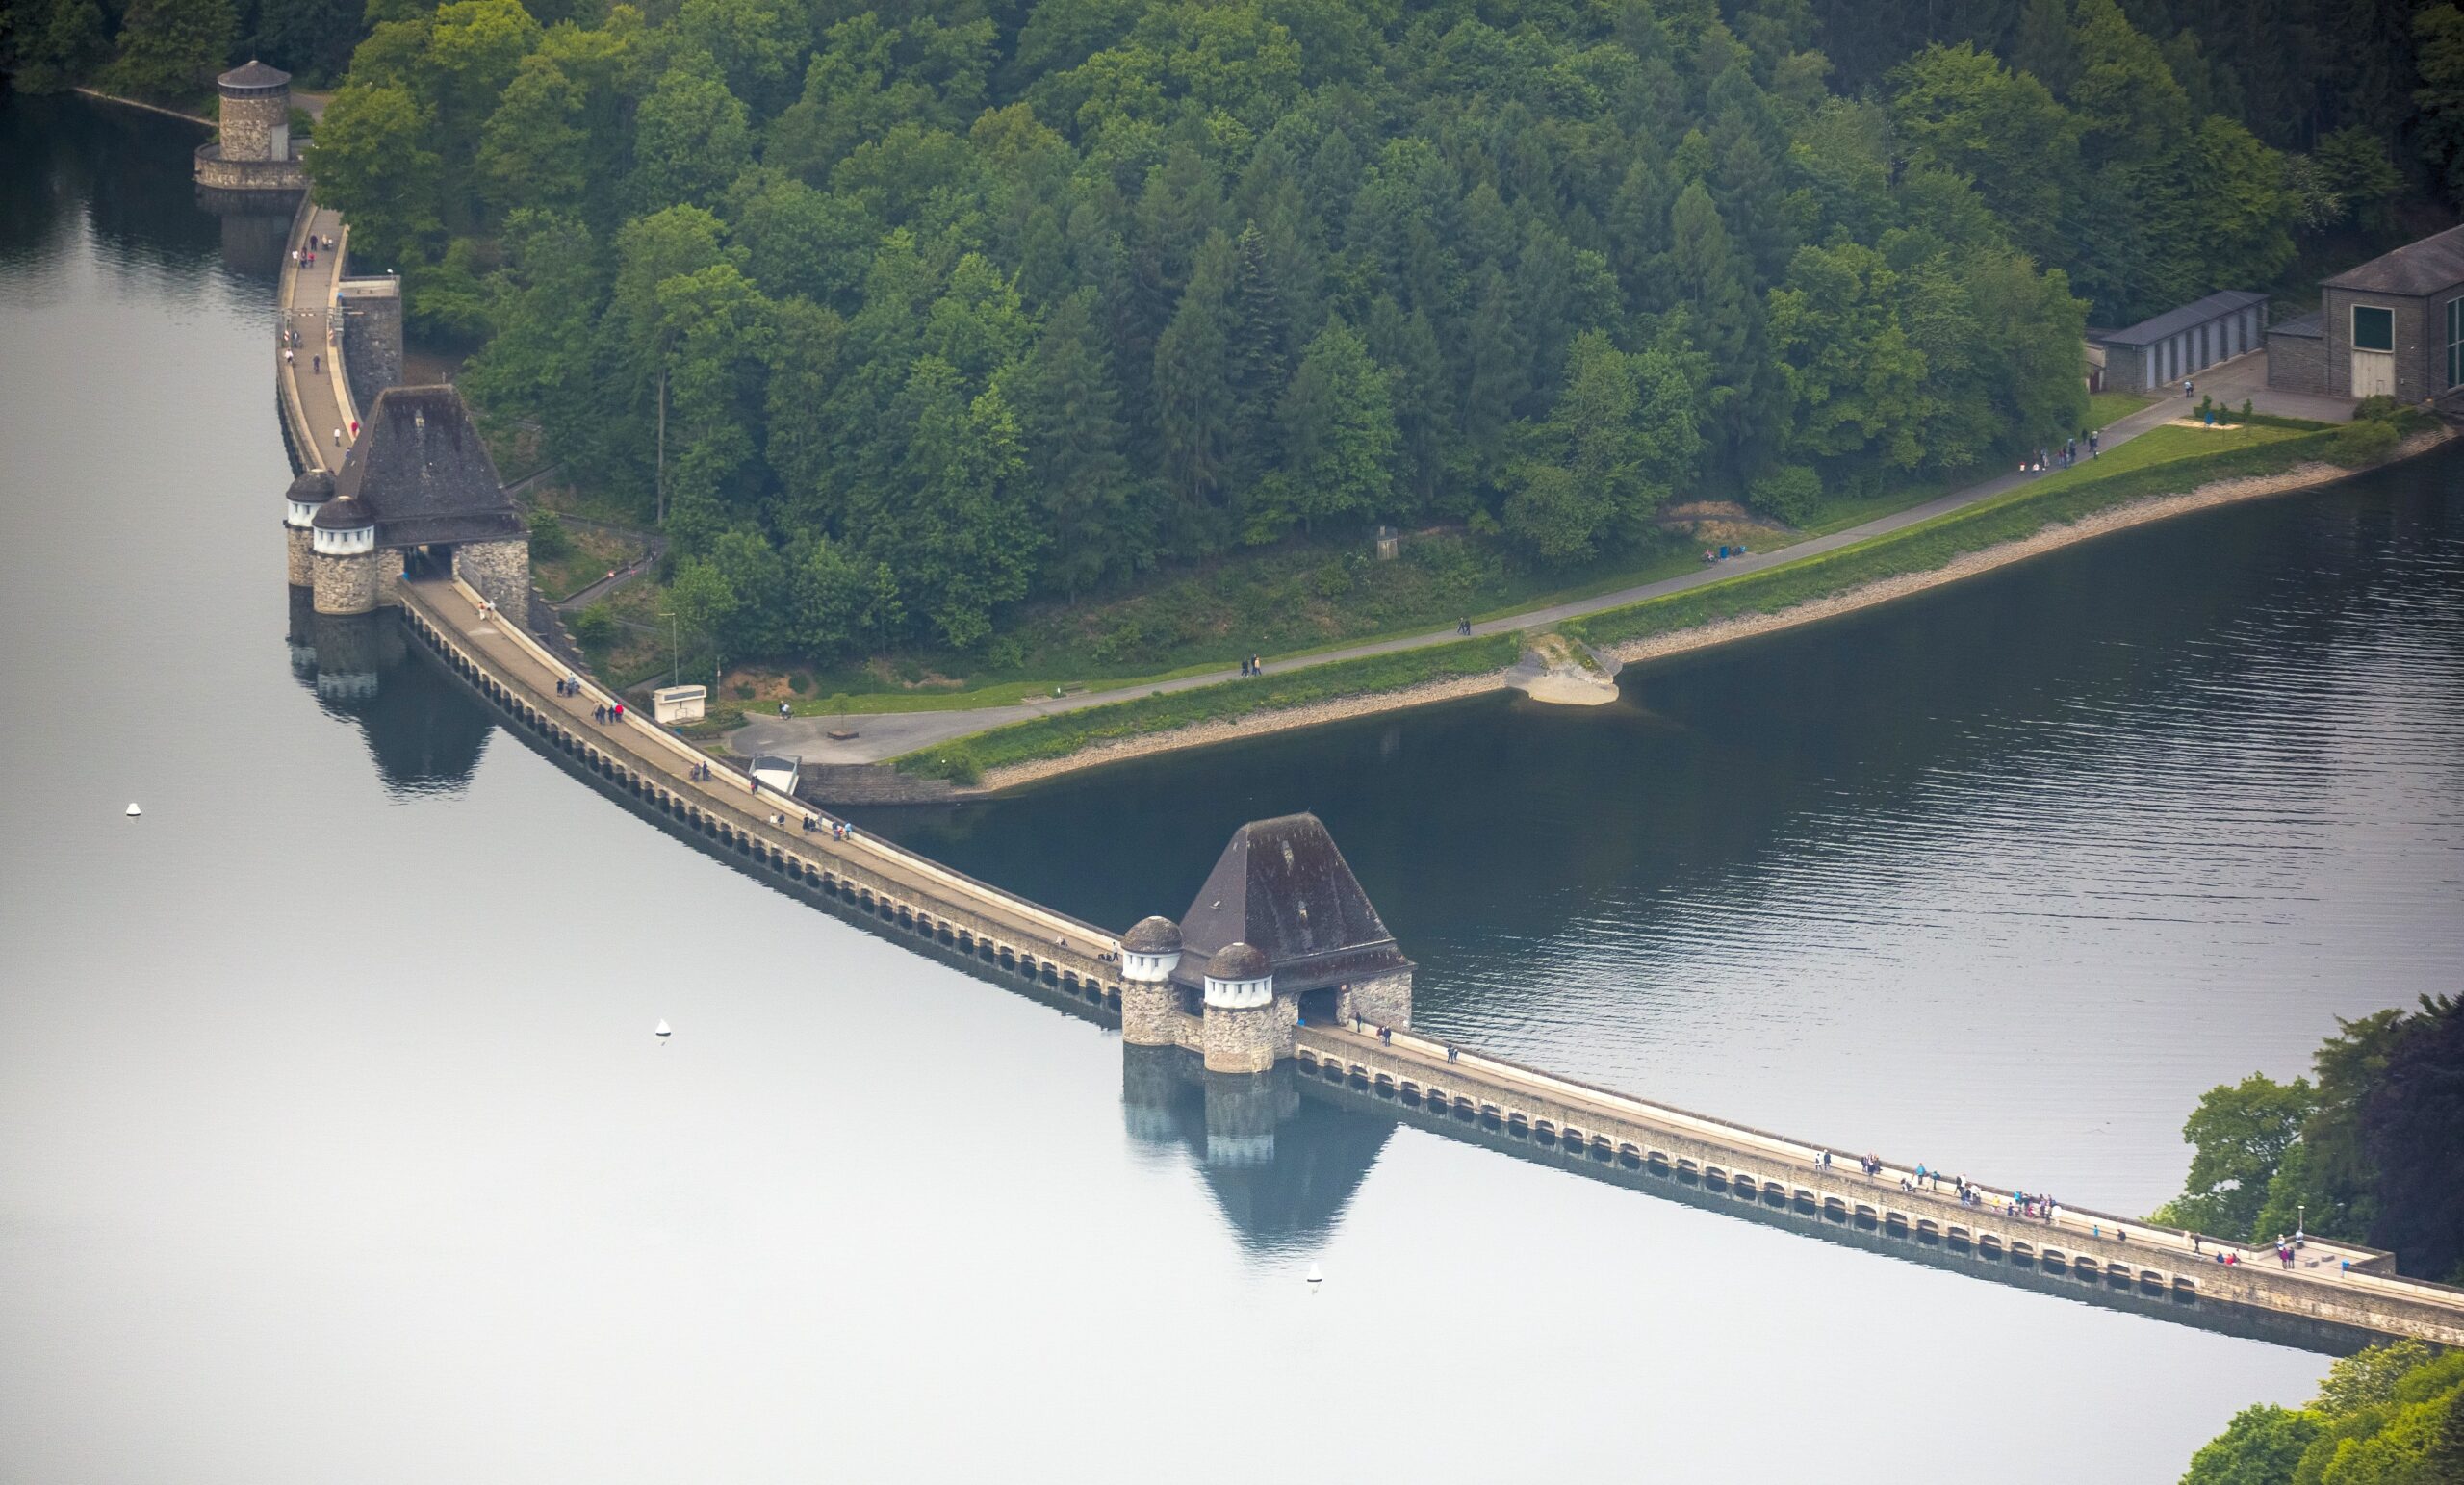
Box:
(284, 468), (334, 586)
(1119, 915), (1184, 1047)
(310, 492), (380, 615)
(195, 62), (307, 195)
(1200, 941), (1280, 1074)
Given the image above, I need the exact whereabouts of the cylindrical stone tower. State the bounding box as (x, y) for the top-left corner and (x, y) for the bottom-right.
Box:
(1200, 941), (1275, 1075)
(1118, 915), (1184, 1048)
(310, 494), (379, 615)
(215, 62), (292, 164)
(284, 469), (334, 586)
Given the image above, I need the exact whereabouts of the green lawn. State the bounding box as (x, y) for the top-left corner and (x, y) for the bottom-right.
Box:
(2087, 390), (2159, 427)
(2029, 422), (2308, 496)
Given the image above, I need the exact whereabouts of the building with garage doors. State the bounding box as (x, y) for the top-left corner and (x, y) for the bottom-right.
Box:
(2090, 291), (2269, 393)
(2269, 223), (2464, 402)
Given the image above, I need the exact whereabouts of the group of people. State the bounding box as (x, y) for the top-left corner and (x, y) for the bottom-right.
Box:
(1239, 653), (1266, 677)
(688, 761), (712, 781)
(2023, 430), (2099, 473)
(1702, 543), (1751, 564)
(593, 700), (626, 724)
(555, 675), (582, 698)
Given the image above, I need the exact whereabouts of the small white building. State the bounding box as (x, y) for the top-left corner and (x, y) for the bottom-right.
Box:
(653, 684), (706, 725)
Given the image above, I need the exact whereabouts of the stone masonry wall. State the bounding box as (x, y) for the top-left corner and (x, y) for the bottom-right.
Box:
(217, 91), (283, 162)
(1120, 980), (1181, 1047)
(1340, 969), (1413, 1031)
(311, 549), (379, 615)
(341, 289), (403, 415)
(286, 526), (314, 586)
(1204, 1001), (1283, 1073)
(2267, 329), (2329, 395)
(455, 538), (531, 617)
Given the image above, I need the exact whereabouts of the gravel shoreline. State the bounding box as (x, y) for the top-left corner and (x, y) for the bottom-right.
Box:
(972, 430), (2452, 794)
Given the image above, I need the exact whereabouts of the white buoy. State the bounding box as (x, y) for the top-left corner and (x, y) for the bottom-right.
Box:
(654, 1018), (672, 1042)
(126, 803), (141, 818)
(1305, 1262), (1323, 1288)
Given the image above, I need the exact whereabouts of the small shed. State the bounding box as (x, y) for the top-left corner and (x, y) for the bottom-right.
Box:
(2092, 291), (2270, 392)
(653, 684), (706, 725)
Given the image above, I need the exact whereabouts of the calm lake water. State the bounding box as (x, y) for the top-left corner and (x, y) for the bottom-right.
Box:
(9, 94), (2456, 1482)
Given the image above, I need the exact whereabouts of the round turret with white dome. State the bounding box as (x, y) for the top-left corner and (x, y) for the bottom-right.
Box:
(285, 469), (334, 529)
(1202, 941), (1272, 1011)
(311, 492), (375, 555)
(1120, 915), (1183, 984)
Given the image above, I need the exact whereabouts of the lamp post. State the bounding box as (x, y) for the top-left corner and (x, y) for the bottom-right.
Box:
(2297, 1203), (2306, 1247)
(657, 609), (678, 686)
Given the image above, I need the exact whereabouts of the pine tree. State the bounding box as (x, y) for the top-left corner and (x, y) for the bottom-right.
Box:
(1223, 221), (1292, 496)
(1011, 290), (1136, 599)
(1154, 231), (1237, 514)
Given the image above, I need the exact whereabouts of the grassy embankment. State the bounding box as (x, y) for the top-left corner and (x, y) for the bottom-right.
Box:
(897, 416), (2404, 783)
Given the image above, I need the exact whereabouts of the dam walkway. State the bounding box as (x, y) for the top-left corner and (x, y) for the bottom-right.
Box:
(276, 199), (2464, 1350)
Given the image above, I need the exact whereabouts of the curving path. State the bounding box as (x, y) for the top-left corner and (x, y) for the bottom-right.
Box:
(732, 361), (2347, 765)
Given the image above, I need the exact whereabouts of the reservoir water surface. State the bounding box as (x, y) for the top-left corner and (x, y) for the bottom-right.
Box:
(5, 95), (2458, 1483)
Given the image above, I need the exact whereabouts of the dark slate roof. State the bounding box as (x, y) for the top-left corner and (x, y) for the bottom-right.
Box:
(287, 468), (334, 502)
(2094, 291), (2269, 347)
(1173, 813), (1411, 996)
(311, 493), (372, 530)
(333, 385), (523, 549)
(218, 59), (290, 89)
(2269, 311), (2323, 339)
(1123, 915), (1183, 953)
(2323, 224), (2464, 296)
(1208, 943), (1270, 981)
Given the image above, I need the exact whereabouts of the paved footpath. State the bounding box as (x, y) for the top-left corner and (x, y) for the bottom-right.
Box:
(734, 361), (2346, 765)
(278, 204), (354, 473)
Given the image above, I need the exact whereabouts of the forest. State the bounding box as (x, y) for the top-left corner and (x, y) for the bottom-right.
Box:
(2151, 993), (2464, 1285)
(2181, 1340), (2464, 1485)
(4, 0), (2455, 663)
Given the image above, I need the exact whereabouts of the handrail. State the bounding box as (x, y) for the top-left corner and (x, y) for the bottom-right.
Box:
(275, 196), (323, 473)
(436, 577), (1118, 950)
(323, 217), (359, 434)
(1313, 1022), (2464, 1312)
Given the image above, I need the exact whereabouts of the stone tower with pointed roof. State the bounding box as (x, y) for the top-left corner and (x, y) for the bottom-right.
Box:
(1137, 813), (1413, 1074)
(305, 385), (526, 616)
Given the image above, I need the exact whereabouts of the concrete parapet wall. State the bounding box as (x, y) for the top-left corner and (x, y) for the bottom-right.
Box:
(1295, 1026), (2464, 1347)
(394, 580), (1129, 1008)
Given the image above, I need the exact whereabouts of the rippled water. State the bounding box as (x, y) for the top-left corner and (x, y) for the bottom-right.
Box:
(870, 425), (2464, 1216)
(0, 94), (2411, 1482)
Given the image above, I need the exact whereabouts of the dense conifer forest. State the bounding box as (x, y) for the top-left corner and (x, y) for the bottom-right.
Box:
(7, 0), (2457, 662)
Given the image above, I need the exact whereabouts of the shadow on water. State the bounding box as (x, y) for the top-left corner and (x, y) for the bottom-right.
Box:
(1122, 1048), (1393, 1256)
(0, 96), (226, 277)
(1296, 1066), (2379, 1358)
(287, 589), (492, 795)
(366, 602), (2388, 1349)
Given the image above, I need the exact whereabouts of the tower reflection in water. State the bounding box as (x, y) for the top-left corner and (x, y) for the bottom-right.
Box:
(287, 587), (491, 795)
(1122, 1046), (1394, 1255)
